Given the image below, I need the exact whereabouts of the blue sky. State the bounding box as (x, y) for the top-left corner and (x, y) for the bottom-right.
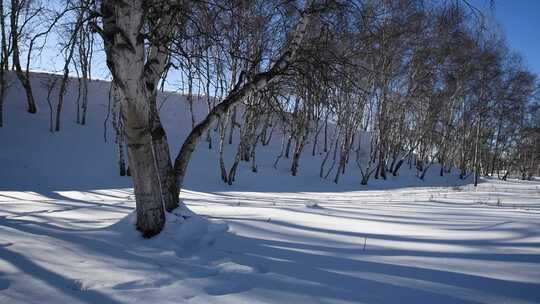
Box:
(29, 1), (540, 84)
(471, 0), (540, 76)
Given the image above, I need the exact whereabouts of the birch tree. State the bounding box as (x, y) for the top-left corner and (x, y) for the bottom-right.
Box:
(94, 0), (318, 237)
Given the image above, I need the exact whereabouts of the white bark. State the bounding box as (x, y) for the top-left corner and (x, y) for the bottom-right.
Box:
(102, 0), (166, 237)
(174, 2), (316, 189)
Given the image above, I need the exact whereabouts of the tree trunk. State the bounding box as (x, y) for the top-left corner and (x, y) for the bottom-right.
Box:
(218, 113), (229, 182)
(115, 112), (127, 176)
(392, 159), (404, 176)
(101, 0), (168, 237)
(56, 6), (87, 132)
(274, 129), (287, 169)
(324, 115), (328, 152)
(173, 4), (315, 189)
(378, 152), (387, 180)
(187, 67), (195, 129)
(291, 126), (309, 176)
(228, 106), (236, 144)
(473, 117), (481, 187)
(0, 0), (5, 127)
(150, 118), (179, 212)
(126, 127), (166, 237)
(11, 0), (36, 113)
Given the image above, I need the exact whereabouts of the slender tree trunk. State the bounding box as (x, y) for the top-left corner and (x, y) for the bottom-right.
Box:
(218, 112), (229, 182)
(227, 150), (241, 185)
(11, 0), (36, 113)
(205, 51), (212, 149)
(473, 117), (481, 187)
(0, 0), (6, 127)
(392, 159), (405, 176)
(76, 73), (82, 124)
(285, 134), (293, 158)
(115, 109), (127, 176)
(324, 132), (341, 179)
(79, 40), (90, 126)
(45, 78), (57, 132)
(56, 6), (87, 132)
(79, 26), (92, 125)
(56, 38), (78, 131)
(378, 151), (387, 180)
(174, 4), (315, 189)
(320, 128), (338, 178)
(312, 117), (322, 156)
(490, 122), (502, 176)
(324, 114), (328, 152)
(274, 128), (287, 169)
(228, 106), (236, 144)
(291, 133), (307, 176)
(187, 67), (196, 129)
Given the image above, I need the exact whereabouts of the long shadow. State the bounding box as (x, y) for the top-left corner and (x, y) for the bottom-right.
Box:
(212, 216), (540, 256)
(1, 169), (538, 303)
(1, 204), (539, 303)
(0, 190), (133, 212)
(0, 246), (122, 304)
(202, 228), (540, 303)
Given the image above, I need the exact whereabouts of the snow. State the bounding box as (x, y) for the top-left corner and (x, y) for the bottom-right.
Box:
(1, 72), (539, 303)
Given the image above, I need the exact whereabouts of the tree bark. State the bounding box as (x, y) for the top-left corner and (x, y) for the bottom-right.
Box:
(174, 5), (314, 189)
(11, 0), (37, 114)
(0, 0), (6, 127)
(101, 0), (167, 237)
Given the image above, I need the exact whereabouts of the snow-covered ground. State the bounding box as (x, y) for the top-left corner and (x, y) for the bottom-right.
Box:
(1, 179), (539, 303)
(1, 73), (539, 303)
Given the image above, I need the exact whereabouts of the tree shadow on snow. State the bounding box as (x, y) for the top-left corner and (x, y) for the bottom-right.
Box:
(199, 217), (540, 303)
(1, 195), (539, 303)
(0, 244), (122, 304)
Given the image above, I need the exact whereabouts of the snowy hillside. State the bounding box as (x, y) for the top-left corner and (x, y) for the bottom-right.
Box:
(0, 71), (473, 193)
(1, 72), (540, 303)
